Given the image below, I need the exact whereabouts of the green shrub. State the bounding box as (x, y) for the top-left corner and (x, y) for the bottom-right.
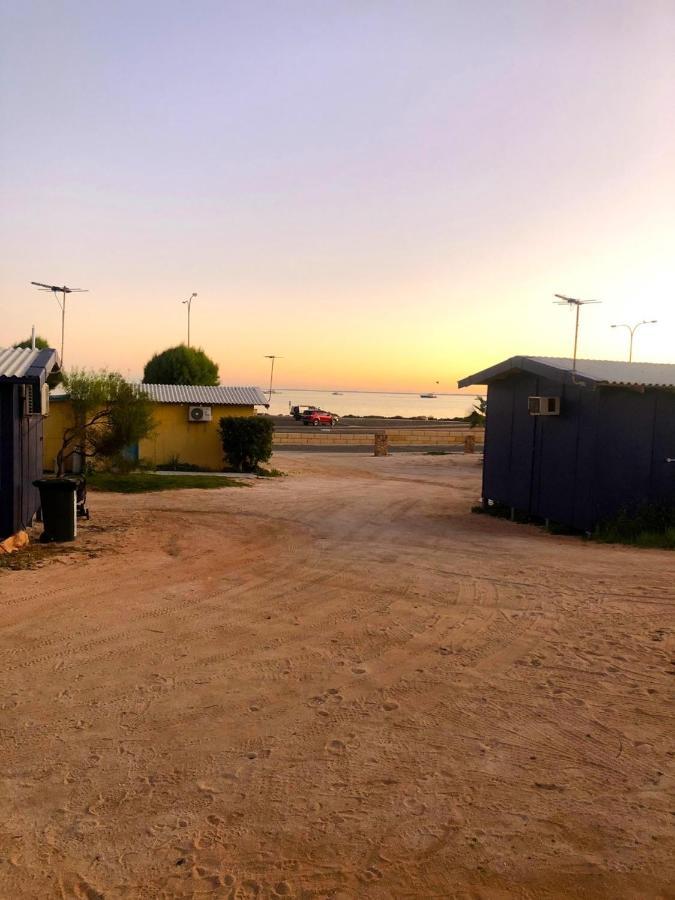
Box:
(219, 416), (274, 472)
(594, 504), (675, 549)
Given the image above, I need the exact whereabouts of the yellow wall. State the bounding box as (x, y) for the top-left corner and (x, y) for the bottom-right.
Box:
(43, 400), (255, 471)
(139, 403), (253, 470)
(43, 400), (75, 472)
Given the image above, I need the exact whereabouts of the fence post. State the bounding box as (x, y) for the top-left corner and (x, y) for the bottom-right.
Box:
(374, 431), (389, 456)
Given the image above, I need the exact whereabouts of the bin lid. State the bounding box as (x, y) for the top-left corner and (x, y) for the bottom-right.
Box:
(33, 478), (79, 492)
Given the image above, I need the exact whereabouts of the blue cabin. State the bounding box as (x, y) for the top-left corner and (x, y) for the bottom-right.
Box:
(0, 347), (59, 540)
(459, 357), (675, 532)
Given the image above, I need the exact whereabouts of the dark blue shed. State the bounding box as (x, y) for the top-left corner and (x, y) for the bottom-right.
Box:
(459, 356), (675, 532)
(0, 346), (59, 540)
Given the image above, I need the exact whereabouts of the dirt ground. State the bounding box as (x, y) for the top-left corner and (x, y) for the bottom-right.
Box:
(0, 452), (673, 900)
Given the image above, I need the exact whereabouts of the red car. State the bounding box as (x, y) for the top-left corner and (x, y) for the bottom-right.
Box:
(302, 409), (339, 427)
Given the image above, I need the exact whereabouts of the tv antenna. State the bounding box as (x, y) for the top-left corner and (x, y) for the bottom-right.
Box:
(31, 281), (88, 366)
(553, 293), (601, 371)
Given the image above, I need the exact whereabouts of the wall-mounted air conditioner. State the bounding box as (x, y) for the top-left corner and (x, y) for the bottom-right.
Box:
(188, 405), (212, 422)
(528, 396), (560, 416)
(41, 383), (50, 416)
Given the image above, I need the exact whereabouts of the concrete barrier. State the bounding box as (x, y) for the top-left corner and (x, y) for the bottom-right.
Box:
(273, 428), (484, 449)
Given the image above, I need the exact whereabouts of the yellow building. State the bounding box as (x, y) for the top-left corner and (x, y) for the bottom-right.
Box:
(44, 384), (268, 472)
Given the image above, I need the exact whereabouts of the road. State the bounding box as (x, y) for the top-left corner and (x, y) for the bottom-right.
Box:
(270, 415), (474, 432)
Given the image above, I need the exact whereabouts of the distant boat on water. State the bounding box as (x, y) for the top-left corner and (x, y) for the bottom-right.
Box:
(421, 380), (440, 398)
(332, 391), (343, 395)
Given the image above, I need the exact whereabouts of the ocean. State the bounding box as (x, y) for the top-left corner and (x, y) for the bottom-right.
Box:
(265, 389), (480, 419)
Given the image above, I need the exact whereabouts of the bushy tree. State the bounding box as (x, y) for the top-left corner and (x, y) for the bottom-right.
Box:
(219, 417), (274, 472)
(56, 370), (155, 476)
(143, 345), (219, 386)
(14, 336), (63, 387)
(14, 335), (50, 350)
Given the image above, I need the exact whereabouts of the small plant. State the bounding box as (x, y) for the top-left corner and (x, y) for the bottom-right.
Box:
(255, 467), (286, 477)
(156, 457), (207, 472)
(219, 417), (275, 472)
(465, 396), (486, 428)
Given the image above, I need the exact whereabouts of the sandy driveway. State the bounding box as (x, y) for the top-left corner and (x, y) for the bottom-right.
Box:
(0, 453), (673, 899)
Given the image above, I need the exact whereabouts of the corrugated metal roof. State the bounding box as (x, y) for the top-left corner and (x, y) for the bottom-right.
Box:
(0, 346), (58, 382)
(459, 356), (675, 389)
(0, 347), (41, 378)
(134, 383), (269, 406)
(529, 357), (675, 388)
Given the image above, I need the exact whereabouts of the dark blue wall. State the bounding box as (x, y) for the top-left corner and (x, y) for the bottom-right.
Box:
(593, 387), (675, 522)
(0, 384), (45, 539)
(482, 376), (675, 531)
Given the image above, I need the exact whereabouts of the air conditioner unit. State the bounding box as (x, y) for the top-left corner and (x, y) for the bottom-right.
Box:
(41, 383), (50, 416)
(528, 396), (560, 416)
(188, 405), (212, 422)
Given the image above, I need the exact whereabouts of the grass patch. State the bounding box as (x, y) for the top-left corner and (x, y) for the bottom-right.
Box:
(88, 472), (247, 493)
(593, 505), (675, 549)
(155, 462), (211, 472)
(425, 449), (451, 456)
(0, 543), (66, 570)
(255, 467), (286, 477)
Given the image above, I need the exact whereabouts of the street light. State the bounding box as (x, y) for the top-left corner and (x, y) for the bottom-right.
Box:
(610, 320), (657, 362)
(264, 355), (282, 402)
(181, 293), (198, 347)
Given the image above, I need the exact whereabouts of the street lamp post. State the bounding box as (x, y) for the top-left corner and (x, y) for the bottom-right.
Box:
(610, 320), (657, 362)
(264, 355), (282, 402)
(182, 293), (198, 347)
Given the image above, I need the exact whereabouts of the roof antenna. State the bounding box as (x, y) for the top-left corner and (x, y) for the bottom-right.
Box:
(553, 294), (601, 375)
(31, 281), (89, 367)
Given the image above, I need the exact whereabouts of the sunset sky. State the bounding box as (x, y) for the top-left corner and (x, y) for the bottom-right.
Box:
(1, 1), (673, 391)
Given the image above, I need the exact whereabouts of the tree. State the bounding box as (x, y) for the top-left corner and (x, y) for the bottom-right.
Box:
(143, 345), (219, 386)
(14, 336), (63, 386)
(219, 417), (274, 472)
(56, 370), (155, 476)
(14, 335), (50, 350)
(466, 395), (486, 428)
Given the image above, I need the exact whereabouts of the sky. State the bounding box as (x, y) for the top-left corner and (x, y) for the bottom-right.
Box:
(1, 1), (674, 391)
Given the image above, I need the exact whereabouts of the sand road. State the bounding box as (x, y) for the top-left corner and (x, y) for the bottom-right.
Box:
(0, 453), (673, 899)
